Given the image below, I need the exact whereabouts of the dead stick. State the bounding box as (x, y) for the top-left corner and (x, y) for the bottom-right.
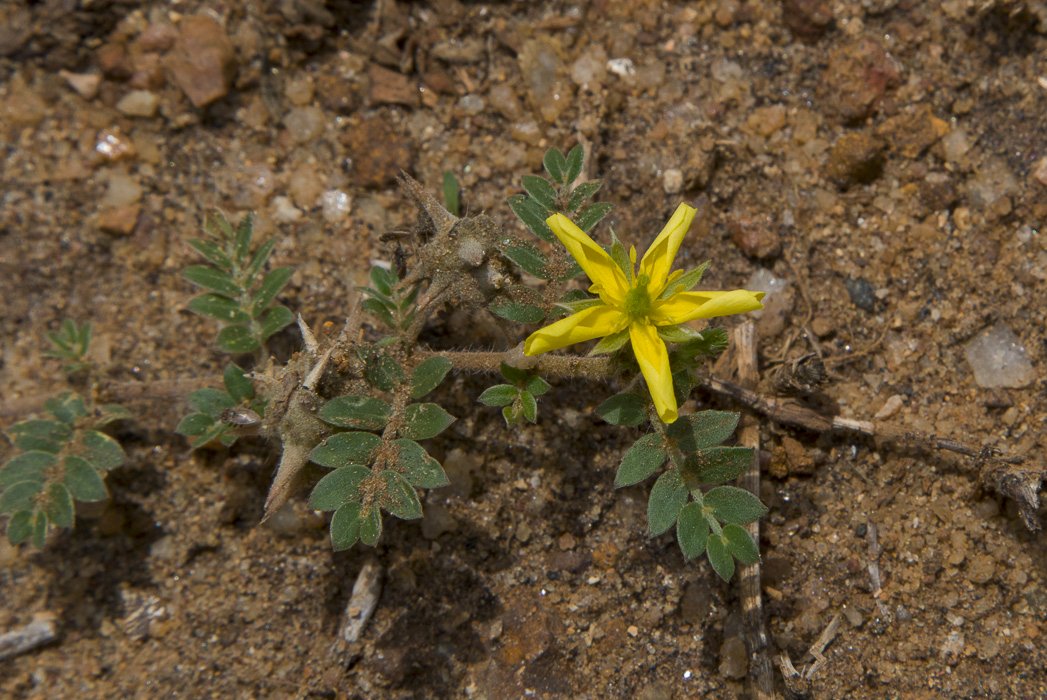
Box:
(733, 322), (775, 700)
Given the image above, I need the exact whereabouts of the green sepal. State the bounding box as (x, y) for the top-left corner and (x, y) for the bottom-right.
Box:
(658, 262), (710, 300)
(589, 328), (631, 356)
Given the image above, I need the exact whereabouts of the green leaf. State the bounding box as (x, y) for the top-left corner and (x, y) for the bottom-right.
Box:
(233, 212), (254, 262)
(31, 511), (48, 548)
(501, 243), (551, 279)
(478, 385), (518, 407)
(704, 486), (768, 525)
(72, 430), (125, 472)
(8, 420), (70, 453)
(596, 393), (647, 427)
(188, 294), (250, 324)
(192, 421), (233, 449)
(490, 300), (545, 324)
(359, 505), (382, 546)
(380, 470), (422, 520)
(175, 412), (215, 438)
(607, 229), (632, 277)
(183, 265), (241, 297)
(555, 295), (604, 314)
(369, 266), (398, 296)
(401, 403), (456, 440)
(203, 209), (235, 242)
(395, 439), (449, 488)
(0, 480), (43, 514)
(672, 328), (730, 363)
(575, 202), (613, 232)
(7, 511), (33, 545)
(410, 356), (453, 399)
(564, 144), (584, 184)
(442, 171), (460, 216)
(223, 363), (254, 403)
(522, 175), (557, 211)
(188, 238), (233, 269)
(259, 305), (294, 340)
(589, 328), (631, 356)
(216, 324), (260, 354)
(63, 456), (107, 502)
(45, 483), (74, 528)
(309, 465), (370, 511)
(519, 391), (538, 423)
(656, 325), (704, 344)
(252, 267), (294, 315)
(707, 534), (736, 581)
(647, 468), (688, 536)
(330, 502), (362, 551)
(319, 396), (391, 431)
(92, 404), (132, 428)
(659, 262), (710, 299)
(362, 351), (405, 392)
(614, 433), (667, 487)
(677, 502), (710, 560)
(543, 148), (568, 184)
(723, 523), (760, 565)
(687, 446), (753, 485)
(244, 237), (277, 284)
(525, 375), (550, 396)
(567, 180), (601, 212)
(310, 432), (382, 469)
(45, 393), (88, 425)
(188, 388), (236, 419)
(0, 452), (54, 487)
(666, 411), (740, 452)
(362, 298), (395, 327)
(507, 194), (555, 242)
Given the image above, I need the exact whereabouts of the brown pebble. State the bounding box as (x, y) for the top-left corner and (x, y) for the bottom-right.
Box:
(729, 212), (781, 259)
(877, 104), (949, 159)
(826, 130), (885, 186)
(810, 316), (833, 338)
(164, 15), (237, 108)
(558, 533), (577, 551)
(821, 38), (901, 122)
(1032, 155), (1047, 187)
(966, 554), (996, 585)
(59, 70), (102, 100)
(98, 204), (141, 235)
(314, 71), (359, 114)
(782, 0), (834, 40)
(97, 42), (132, 79)
(368, 63), (419, 107)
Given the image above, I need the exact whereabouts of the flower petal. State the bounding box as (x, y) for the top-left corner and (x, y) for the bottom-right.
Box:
(650, 289), (765, 325)
(638, 203), (696, 295)
(524, 305), (629, 356)
(629, 322), (677, 423)
(546, 214), (629, 305)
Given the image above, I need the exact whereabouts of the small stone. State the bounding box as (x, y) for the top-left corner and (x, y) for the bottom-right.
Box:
(719, 636), (747, 679)
(59, 70), (102, 100)
(431, 37), (485, 64)
(518, 37), (572, 124)
(165, 15), (237, 108)
(272, 196), (302, 223)
(570, 45), (608, 88)
(314, 71), (359, 114)
(487, 84), (523, 120)
(940, 630), (965, 660)
(940, 128), (971, 163)
(826, 130), (885, 186)
(97, 42), (132, 79)
(967, 158), (1019, 211)
(98, 204), (141, 235)
(627, 625), (639, 637)
(101, 171), (142, 207)
(842, 605), (864, 627)
(662, 168), (683, 194)
(729, 212), (781, 259)
(458, 94), (485, 115)
(116, 90), (159, 117)
(264, 503), (304, 536)
(94, 129), (137, 162)
(233, 165), (276, 209)
(964, 323), (1036, 389)
(747, 268), (793, 338)
(557, 533), (576, 551)
(810, 317), (834, 338)
(421, 503), (456, 539)
(289, 164), (324, 209)
(134, 23), (177, 53)
(321, 190), (352, 223)
(919, 172), (958, 211)
(606, 57), (636, 77)
(284, 106), (325, 143)
(782, 0), (833, 39)
(844, 277), (877, 312)
(873, 394), (904, 420)
(368, 64), (419, 107)
(515, 522), (532, 543)
(821, 38), (901, 122)
(1032, 155), (1047, 187)
(746, 104), (787, 138)
(284, 75), (314, 106)
(1, 76), (47, 127)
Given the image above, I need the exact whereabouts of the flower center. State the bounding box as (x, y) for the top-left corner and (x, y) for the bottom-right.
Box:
(623, 275), (652, 319)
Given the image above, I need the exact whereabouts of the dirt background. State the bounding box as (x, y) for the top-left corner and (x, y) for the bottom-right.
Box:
(1, 0), (1045, 698)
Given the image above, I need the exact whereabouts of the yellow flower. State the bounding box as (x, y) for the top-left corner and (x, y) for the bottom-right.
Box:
(523, 203), (765, 423)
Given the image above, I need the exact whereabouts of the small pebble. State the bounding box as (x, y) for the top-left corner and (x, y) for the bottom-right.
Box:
(729, 213), (781, 259)
(284, 106), (325, 143)
(964, 323), (1036, 388)
(718, 636), (748, 679)
(873, 394), (904, 420)
(59, 70), (101, 100)
(321, 190), (352, 223)
(116, 90), (160, 118)
(606, 58), (636, 77)
(165, 14), (236, 108)
(662, 168), (683, 194)
(284, 75), (314, 106)
(844, 277), (877, 312)
(272, 196), (302, 223)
